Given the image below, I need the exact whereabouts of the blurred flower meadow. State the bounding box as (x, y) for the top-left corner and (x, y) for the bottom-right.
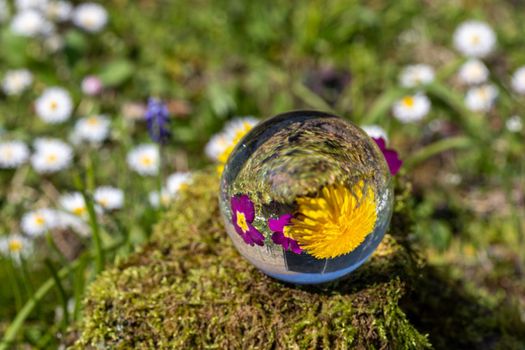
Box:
(0, 0), (524, 348)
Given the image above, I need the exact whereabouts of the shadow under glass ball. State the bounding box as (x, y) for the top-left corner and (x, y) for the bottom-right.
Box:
(219, 111), (393, 284)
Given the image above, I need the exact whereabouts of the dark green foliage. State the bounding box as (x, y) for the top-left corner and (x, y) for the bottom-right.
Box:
(70, 173), (525, 349)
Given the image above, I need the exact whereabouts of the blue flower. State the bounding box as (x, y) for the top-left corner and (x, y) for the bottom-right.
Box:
(144, 98), (170, 144)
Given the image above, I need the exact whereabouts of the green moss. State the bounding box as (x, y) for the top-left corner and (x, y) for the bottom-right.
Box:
(70, 172), (525, 349)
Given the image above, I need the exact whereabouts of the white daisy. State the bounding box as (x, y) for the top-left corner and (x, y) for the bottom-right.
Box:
(506, 115), (522, 133)
(205, 117), (259, 161)
(59, 192), (89, 218)
(10, 10), (53, 37)
(0, 234), (33, 261)
(2, 69), (33, 96)
(45, 1), (72, 22)
(72, 2), (108, 33)
(33, 137), (62, 150)
(15, 0), (48, 10)
(21, 208), (57, 236)
(453, 21), (496, 58)
(458, 59), (489, 85)
(148, 188), (172, 208)
(127, 144), (159, 176)
(72, 115), (110, 144)
(392, 94), (431, 123)
(35, 87), (73, 124)
(399, 64), (435, 88)
(511, 67), (525, 95)
(94, 186), (124, 211)
(205, 133), (232, 161)
(223, 117), (259, 139)
(31, 138), (73, 173)
(81, 75), (102, 96)
(464, 84), (498, 112)
(361, 125), (388, 142)
(166, 172), (191, 196)
(0, 141), (30, 169)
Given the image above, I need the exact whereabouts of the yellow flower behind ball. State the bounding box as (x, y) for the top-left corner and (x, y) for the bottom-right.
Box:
(216, 124), (253, 174)
(287, 181), (377, 259)
(207, 117), (259, 175)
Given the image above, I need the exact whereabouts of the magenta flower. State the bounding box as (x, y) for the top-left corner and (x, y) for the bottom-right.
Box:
(373, 137), (403, 175)
(231, 194), (264, 246)
(268, 214), (302, 254)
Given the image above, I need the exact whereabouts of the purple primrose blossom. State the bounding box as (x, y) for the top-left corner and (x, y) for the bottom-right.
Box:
(268, 214), (302, 254)
(231, 194), (264, 246)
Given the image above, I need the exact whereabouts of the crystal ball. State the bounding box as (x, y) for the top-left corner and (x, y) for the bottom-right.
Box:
(219, 111), (393, 284)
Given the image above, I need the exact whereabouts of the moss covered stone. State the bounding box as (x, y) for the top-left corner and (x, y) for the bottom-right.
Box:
(71, 172), (525, 349)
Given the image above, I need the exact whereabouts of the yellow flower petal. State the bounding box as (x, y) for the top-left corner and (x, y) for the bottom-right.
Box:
(288, 180), (377, 259)
(216, 122), (255, 175)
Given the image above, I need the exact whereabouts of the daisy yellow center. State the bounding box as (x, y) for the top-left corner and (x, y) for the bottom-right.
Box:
(49, 100), (58, 111)
(236, 211), (249, 234)
(216, 123), (255, 174)
(72, 206), (85, 216)
(35, 215), (46, 226)
(8, 240), (23, 253)
(471, 65), (482, 76)
(412, 72), (422, 84)
(83, 16), (95, 27)
(478, 88), (489, 101)
(287, 181), (377, 259)
(402, 96), (415, 108)
(470, 34), (480, 45)
(46, 153), (58, 163)
(3, 147), (13, 159)
(87, 117), (99, 126)
(140, 155), (153, 166)
(98, 198), (109, 207)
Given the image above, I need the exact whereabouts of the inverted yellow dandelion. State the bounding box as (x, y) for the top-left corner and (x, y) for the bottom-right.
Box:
(287, 181), (377, 259)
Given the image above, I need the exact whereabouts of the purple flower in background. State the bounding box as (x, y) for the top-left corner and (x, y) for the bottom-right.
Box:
(231, 194), (264, 246)
(268, 214), (302, 254)
(144, 98), (170, 144)
(373, 137), (403, 175)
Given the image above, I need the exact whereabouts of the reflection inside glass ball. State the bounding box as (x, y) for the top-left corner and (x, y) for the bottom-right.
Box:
(219, 111), (393, 284)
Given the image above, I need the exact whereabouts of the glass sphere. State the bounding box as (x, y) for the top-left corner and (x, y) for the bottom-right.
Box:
(219, 111), (393, 284)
